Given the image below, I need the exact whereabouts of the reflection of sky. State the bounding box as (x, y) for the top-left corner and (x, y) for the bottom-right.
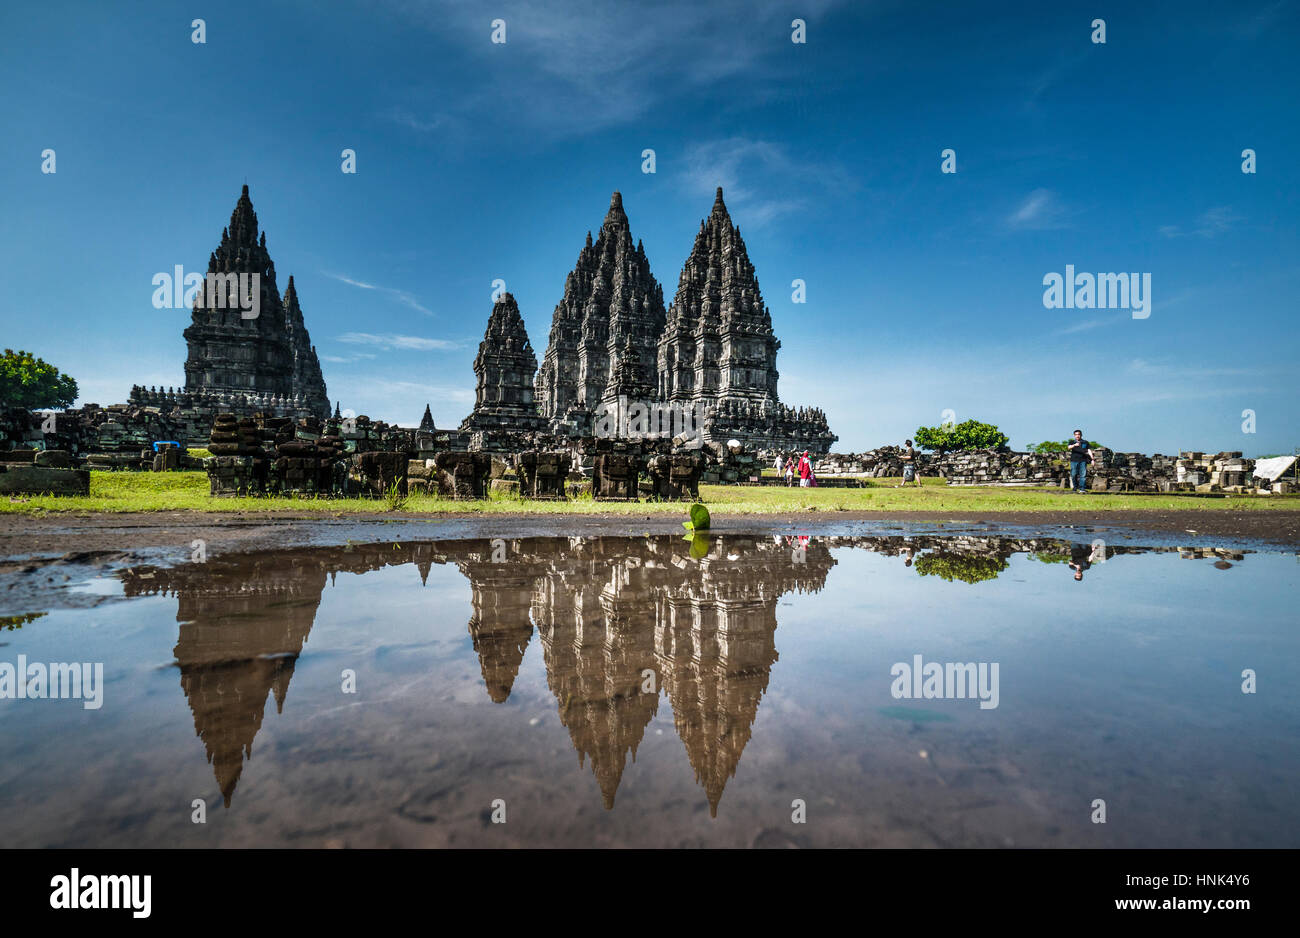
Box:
(0, 542), (1296, 848)
(784, 548), (1299, 716)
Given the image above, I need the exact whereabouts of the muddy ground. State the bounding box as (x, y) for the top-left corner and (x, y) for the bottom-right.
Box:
(4, 507), (1298, 560)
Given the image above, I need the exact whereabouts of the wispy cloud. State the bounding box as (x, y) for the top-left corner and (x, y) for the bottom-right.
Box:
(324, 272), (434, 316)
(1022, 51), (1089, 110)
(337, 332), (462, 352)
(1006, 188), (1071, 230)
(1159, 206), (1242, 239)
(1054, 315), (1121, 336)
(678, 137), (854, 227)
(379, 0), (846, 140)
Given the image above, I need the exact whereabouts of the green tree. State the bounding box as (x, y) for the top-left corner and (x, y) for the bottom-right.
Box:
(1026, 439), (1100, 454)
(0, 349), (78, 409)
(913, 419), (1008, 453)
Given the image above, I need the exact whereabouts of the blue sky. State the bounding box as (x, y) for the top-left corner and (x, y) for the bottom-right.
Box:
(1, 0), (1296, 454)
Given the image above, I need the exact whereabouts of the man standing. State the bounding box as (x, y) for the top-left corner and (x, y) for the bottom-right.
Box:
(1068, 429), (1094, 493)
(798, 451), (812, 488)
(901, 439), (919, 486)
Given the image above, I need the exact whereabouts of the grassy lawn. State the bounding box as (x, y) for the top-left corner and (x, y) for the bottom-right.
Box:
(2, 470), (1298, 515)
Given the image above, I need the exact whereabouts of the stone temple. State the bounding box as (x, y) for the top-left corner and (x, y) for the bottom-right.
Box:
(175, 185), (330, 420)
(460, 292), (545, 435)
(535, 191), (666, 437)
(471, 188), (835, 453)
(659, 189), (835, 452)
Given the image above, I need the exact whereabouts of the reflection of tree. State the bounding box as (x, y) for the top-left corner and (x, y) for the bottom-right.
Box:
(1031, 551), (1070, 564)
(1, 612), (45, 630)
(914, 552), (1009, 584)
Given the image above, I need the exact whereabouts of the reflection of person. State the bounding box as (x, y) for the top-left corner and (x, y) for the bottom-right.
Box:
(902, 545), (915, 567)
(1068, 429), (1094, 494)
(1068, 542), (1092, 580)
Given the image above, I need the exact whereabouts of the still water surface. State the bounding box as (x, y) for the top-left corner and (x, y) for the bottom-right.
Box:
(1, 533), (1296, 847)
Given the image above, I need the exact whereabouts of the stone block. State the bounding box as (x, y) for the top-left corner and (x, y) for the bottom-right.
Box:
(0, 464), (90, 496)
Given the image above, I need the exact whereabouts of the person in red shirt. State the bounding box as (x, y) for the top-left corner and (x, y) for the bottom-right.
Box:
(798, 451), (812, 487)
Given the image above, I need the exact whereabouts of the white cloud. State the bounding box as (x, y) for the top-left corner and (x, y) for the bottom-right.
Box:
(379, 0), (847, 140)
(1158, 206), (1242, 239)
(323, 272), (434, 316)
(1006, 188), (1070, 230)
(678, 137), (853, 227)
(337, 333), (461, 351)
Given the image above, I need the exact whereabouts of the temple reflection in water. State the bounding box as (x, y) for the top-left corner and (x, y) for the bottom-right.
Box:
(118, 534), (1244, 813)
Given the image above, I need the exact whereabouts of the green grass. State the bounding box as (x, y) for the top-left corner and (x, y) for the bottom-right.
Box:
(2, 469), (1297, 516)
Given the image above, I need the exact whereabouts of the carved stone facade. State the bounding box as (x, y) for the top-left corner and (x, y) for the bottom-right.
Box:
(182, 186), (330, 420)
(460, 292), (545, 434)
(658, 188), (778, 406)
(535, 191), (666, 437)
(529, 188), (835, 453)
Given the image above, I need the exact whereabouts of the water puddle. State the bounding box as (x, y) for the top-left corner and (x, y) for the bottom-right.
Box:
(0, 533), (1295, 847)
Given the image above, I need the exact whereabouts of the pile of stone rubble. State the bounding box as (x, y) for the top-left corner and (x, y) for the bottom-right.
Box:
(807, 446), (1296, 494)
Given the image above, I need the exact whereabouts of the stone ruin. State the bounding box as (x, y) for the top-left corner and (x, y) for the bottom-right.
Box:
(182, 186), (330, 420)
(204, 412), (417, 497)
(516, 451), (571, 499)
(811, 446), (1295, 495)
(587, 439), (642, 501)
(460, 292), (547, 438)
(0, 185), (334, 471)
(521, 189), (835, 454)
(535, 191), (666, 439)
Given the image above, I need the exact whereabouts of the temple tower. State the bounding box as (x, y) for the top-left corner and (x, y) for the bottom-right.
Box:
(657, 187), (780, 408)
(535, 192), (666, 432)
(460, 292), (545, 432)
(182, 185), (329, 419)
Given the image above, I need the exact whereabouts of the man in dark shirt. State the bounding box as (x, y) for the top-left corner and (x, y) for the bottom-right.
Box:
(901, 439), (918, 485)
(1068, 429), (1094, 493)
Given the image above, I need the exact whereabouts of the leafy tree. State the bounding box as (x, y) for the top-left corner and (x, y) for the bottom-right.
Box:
(913, 419), (1008, 453)
(1026, 439), (1100, 454)
(0, 349), (78, 409)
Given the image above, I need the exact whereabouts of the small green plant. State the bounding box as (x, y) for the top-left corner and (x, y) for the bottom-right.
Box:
(383, 480), (409, 511)
(682, 502), (711, 531)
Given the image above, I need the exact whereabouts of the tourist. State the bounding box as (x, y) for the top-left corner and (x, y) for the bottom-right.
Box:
(784, 455), (795, 486)
(798, 450), (812, 487)
(901, 439), (918, 486)
(1067, 429), (1094, 493)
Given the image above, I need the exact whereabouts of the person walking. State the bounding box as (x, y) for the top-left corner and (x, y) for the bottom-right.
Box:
(901, 439), (919, 487)
(783, 455), (795, 486)
(798, 450), (812, 488)
(1067, 429), (1094, 493)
